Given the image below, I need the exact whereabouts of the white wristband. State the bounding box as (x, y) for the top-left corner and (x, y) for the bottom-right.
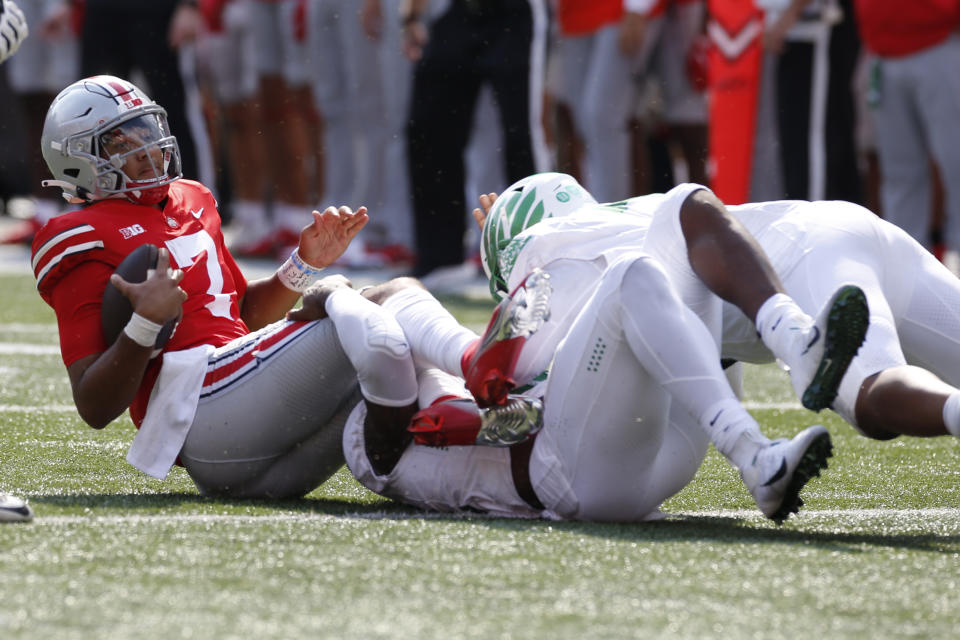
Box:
(277, 250), (324, 293)
(124, 312), (163, 348)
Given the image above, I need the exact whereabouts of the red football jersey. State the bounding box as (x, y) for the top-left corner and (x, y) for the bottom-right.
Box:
(31, 180), (250, 425)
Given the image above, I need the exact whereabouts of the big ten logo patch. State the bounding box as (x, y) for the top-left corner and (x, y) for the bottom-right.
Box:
(120, 224), (146, 239)
(586, 336), (607, 372)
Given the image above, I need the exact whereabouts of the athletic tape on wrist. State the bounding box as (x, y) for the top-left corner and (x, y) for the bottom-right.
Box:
(124, 312), (164, 348)
(277, 250), (324, 292)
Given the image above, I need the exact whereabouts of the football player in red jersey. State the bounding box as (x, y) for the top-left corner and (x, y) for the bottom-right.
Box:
(31, 75), (369, 498)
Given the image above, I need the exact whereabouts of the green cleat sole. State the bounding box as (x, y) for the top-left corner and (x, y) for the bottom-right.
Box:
(801, 286), (870, 412)
(770, 431), (834, 525)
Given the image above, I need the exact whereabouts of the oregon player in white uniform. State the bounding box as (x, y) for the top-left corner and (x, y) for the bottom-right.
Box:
(484, 173), (960, 442)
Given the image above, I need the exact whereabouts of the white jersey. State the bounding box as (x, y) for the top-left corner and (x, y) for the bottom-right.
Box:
(504, 190), (960, 429)
(502, 185), (700, 293)
(342, 403), (543, 518)
(506, 189), (814, 294)
(504, 187), (838, 369)
(502, 183), (713, 382)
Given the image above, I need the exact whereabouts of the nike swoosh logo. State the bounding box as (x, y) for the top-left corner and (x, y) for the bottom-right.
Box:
(801, 326), (821, 356)
(710, 410), (723, 426)
(820, 357), (833, 375)
(762, 459), (788, 486)
(191, 207), (204, 219)
(770, 316), (782, 332)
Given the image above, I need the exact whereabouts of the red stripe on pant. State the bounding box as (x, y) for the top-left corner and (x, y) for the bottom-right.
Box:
(202, 320), (311, 389)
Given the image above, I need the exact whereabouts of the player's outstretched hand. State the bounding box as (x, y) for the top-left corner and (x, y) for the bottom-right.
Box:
(472, 192), (499, 230)
(296, 205), (369, 269)
(109, 248), (186, 326)
(0, 0), (29, 64)
(287, 274), (354, 322)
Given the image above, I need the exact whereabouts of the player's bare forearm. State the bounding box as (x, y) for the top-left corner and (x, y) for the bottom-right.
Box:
(241, 206), (368, 329)
(67, 343), (154, 429)
(68, 253), (186, 428)
(240, 276), (303, 331)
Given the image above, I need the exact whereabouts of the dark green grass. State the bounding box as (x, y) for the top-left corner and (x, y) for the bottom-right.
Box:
(2, 273), (959, 639)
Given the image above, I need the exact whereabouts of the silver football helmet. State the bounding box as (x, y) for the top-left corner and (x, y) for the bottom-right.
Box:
(40, 75), (182, 204)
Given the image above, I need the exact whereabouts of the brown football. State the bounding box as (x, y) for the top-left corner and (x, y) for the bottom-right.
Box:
(100, 243), (178, 350)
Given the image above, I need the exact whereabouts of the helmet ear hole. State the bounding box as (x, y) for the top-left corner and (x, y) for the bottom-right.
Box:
(64, 168), (80, 178)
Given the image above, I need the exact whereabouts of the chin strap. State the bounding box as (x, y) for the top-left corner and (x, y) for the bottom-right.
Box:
(41, 180), (89, 205)
(126, 183), (169, 206)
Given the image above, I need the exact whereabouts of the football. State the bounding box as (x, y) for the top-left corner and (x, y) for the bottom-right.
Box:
(101, 243), (179, 350)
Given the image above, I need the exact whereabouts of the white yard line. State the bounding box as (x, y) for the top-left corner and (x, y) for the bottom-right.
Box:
(23, 508), (960, 526)
(0, 323), (55, 332)
(0, 404), (76, 412)
(743, 400), (803, 410)
(0, 343), (60, 355)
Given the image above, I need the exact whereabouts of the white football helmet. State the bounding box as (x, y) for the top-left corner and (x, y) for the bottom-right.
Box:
(40, 75), (182, 205)
(480, 172), (597, 298)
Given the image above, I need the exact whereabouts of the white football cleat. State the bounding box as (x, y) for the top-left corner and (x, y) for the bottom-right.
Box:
(740, 425), (832, 524)
(789, 285), (869, 412)
(0, 493), (34, 523)
(464, 269), (552, 407)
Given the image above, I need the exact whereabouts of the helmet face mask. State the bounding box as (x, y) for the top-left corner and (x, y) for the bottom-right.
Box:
(95, 112), (180, 199)
(41, 76), (182, 204)
(480, 172), (597, 298)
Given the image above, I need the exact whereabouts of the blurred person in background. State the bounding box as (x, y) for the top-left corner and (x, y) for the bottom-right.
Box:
(853, 0), (960, 256)
(230, 0), (317, 258)
(402, 0), (550, 280)
(762, 0), (863, 204)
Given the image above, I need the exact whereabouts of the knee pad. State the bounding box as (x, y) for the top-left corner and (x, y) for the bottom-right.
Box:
(325, 288), (418, 407)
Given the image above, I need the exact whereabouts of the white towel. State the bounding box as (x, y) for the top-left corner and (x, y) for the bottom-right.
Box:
(126, 344), (214, 479)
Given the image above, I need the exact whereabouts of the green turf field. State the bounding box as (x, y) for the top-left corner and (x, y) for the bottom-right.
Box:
(1, 270), (958, 639)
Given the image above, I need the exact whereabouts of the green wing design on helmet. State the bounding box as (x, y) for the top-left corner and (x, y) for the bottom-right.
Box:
(492, 235), (531, 299)
(480, 172), (598, 300)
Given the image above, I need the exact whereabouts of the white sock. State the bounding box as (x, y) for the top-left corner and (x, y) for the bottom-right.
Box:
(755, 293), (813, 367)
(943, 392), (960, 438)
(416, 368), (470, 407)
(381, 287), (478, 375)
(700, 399), (769, 469)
